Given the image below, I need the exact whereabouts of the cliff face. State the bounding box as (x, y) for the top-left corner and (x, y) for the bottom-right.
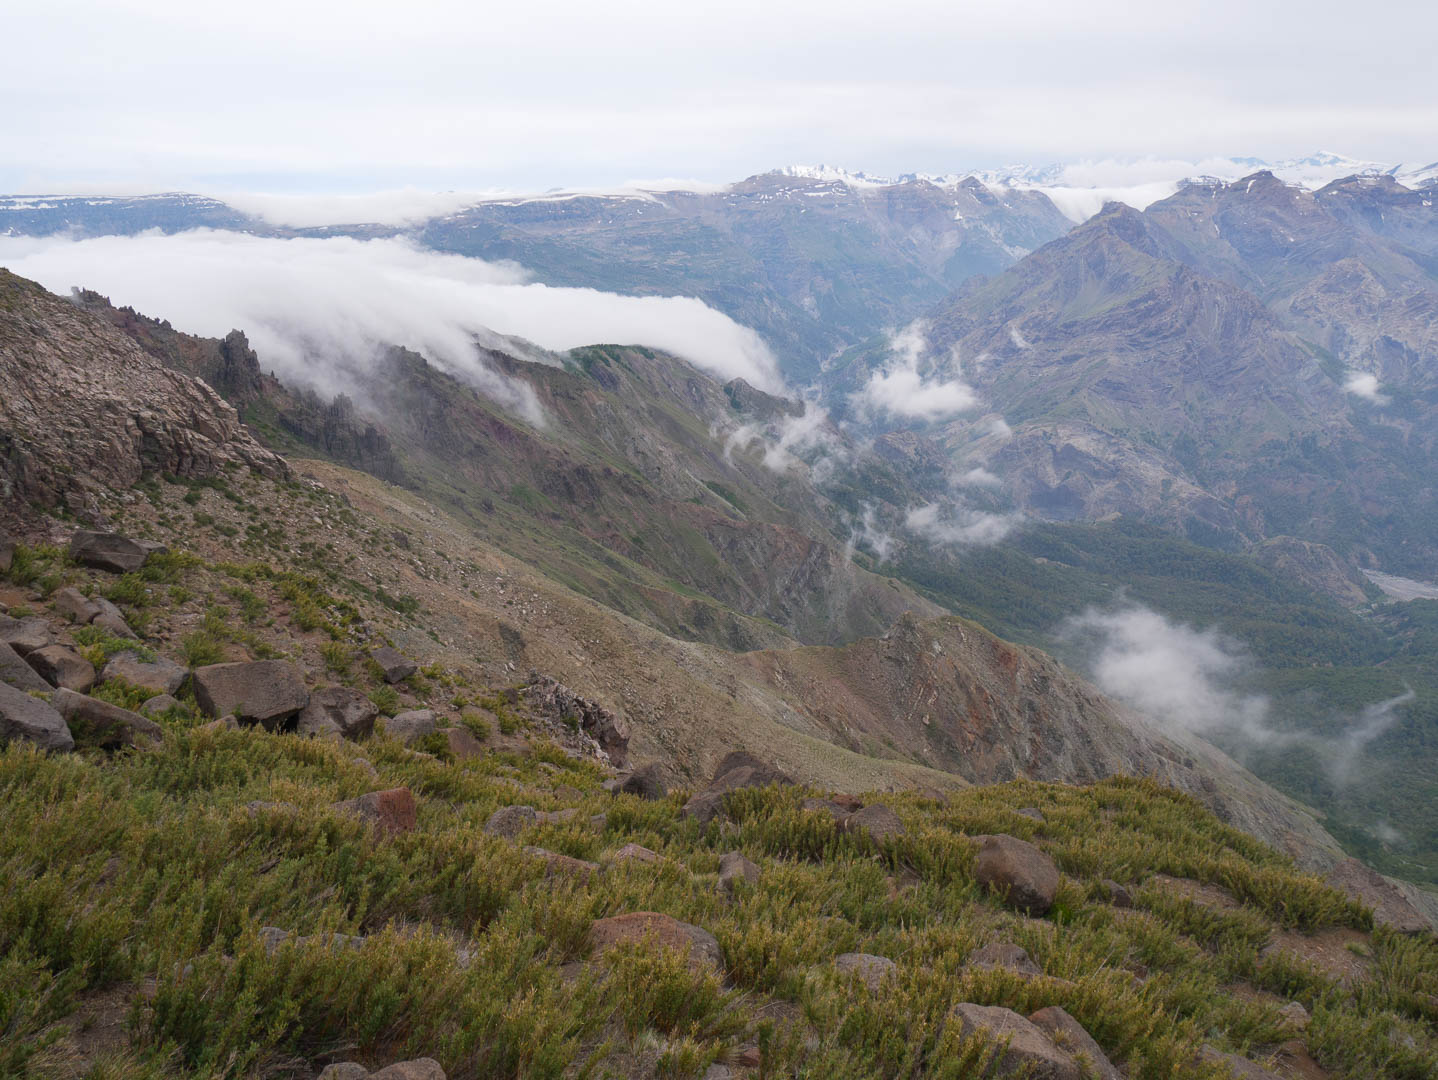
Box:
(0, 271), (287, 518)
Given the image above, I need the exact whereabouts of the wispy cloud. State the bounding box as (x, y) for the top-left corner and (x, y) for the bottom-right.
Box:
(1062, 602), (1414, 785)
(905, 502), (1018, 546)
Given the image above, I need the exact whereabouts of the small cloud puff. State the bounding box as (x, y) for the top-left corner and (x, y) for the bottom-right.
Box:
(1343, 371), (1388, 404)
(852, 321), (980, 422)
(905, 503), (1017, 546)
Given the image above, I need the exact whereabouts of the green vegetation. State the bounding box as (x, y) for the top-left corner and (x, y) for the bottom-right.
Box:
(2, 734), (1433, 1079)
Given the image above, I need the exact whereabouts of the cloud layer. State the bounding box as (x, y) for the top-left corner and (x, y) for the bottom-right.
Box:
(852, 322), (980, 422)
(0, 231), (784, 419)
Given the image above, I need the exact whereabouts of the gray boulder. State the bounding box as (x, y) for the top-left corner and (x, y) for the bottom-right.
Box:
(834, 952), (897, 991)
(842, 804), (907, 842)
(974, 834), (1061, 916)
(384, 709), (437, 745)
(1027, 1007), (1121, 1080)
(369, 1061), (446, 1080)
(371, 646), (417, 684)
(191, 660), (308, 727)
(0, 641), (51, 692)
(968, 942), (1042, 977)
(91, 612), (137, 639)
(0, 681), (74, 751)
(53, 688), (162, 748)
(53, 587), (100, 624)
(589, 912), (723, 974)
(26, 645), (97, 692)
(69, 531), (150, 573)
(950, 1003), (1080, 1079)
(298, 686), (379, 742)
(140, 694), (183, 717)
(102, 651), (187, 697)
(618, 762), (667, 800)
(0, 615), (54, 657)
(719, 851), (760, 894)
(485, 804), (538, 839)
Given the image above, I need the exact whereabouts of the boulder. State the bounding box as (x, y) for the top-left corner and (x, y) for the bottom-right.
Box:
(0, 641), (51, 692)
(371, 646), (417, 684)
(53, 586), (100, 624)
(140, 694), (183, 718)
(681, 751), (793, 823)
(802, 797), (852, 822)
(524, 846), (600, 883)
(680, 788), (730, 825)
(53, 688), (162, 748)
(485, 804), (538, 839)
(525, 673), (630, 766)
(332, 788), (417, 833)
(441, 726), (485, 760)
(0, 615), (54, 657)
(974, 834), (1061, 916)
(1278, 1001), (1310, 1030)
(101, 652), (187, 697)
(0, 680), (74, 751)
(318, 1064), (372, 1080)
(369, 1061), (446, 1080)
(1016, 807), (1045, 822)
(618, 763), (667, 800)
(91, 612), (136, 639)
(708, 751), (793, 793)
(842, 804), (907, 842)
(69, 531), (151, 573)
(950, 1003), (1080, 1080)
(589, 912), (724, 973)
(318, 1064), (371, 1080)
(26, 645), (96, 692)
(612, 842), (666, 866)
(191, 660), (308, 727)
(718, 851), (760, 894)
(1198, 1047), (1282, 1080)
(1027, 1007), (1121, 1080)
(968, 942), (1041, 977)
(1100, 879), (1132, 908)
(834, 952), (897, 991)
(1324, 857), (1433, 933)
(298, 686), (379, 742)
(383, 709), (436, 745)
(537, 808), (580, 825)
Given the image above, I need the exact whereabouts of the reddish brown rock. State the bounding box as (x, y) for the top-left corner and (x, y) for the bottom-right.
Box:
(332, 788), (417, 833)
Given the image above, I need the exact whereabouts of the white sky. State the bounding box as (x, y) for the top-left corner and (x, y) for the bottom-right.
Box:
(3, 0), (1435, 194)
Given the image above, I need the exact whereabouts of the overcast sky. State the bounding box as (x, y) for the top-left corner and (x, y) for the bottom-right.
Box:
(4, 0), (1435, 194)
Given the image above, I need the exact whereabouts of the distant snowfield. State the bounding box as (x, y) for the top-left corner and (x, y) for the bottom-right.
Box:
(216, 153), (1438, 228)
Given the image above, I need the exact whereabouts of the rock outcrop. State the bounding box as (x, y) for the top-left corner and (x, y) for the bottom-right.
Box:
(0, 680), (74, 751)
(0, 270), (287, 516)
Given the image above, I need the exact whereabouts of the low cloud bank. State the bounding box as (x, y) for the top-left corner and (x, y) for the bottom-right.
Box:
(1063, 602), (1413, 786)
(905, 503), (1017, 547)
(0, 230), (784, 423)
